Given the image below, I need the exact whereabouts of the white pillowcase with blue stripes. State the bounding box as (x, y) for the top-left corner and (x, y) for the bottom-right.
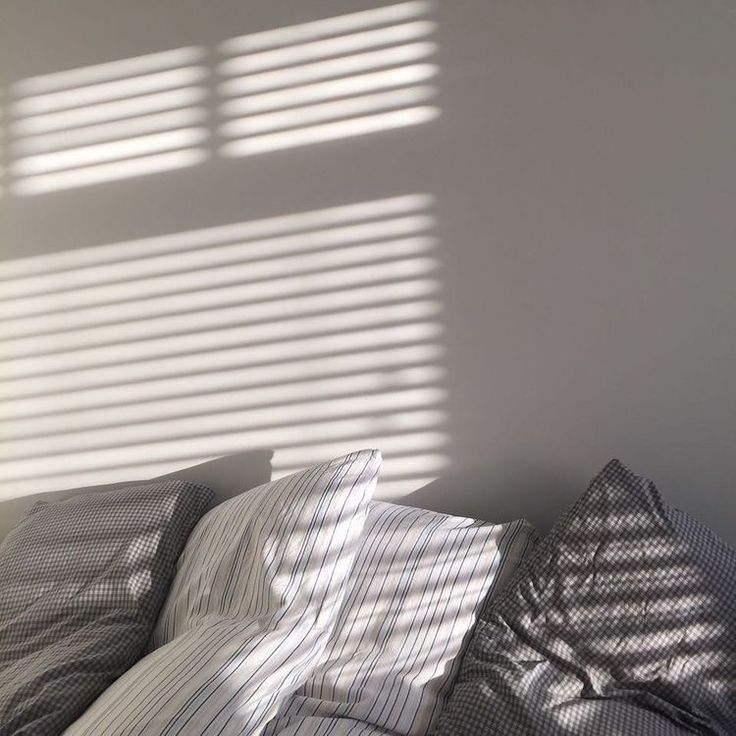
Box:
(65, 450), (381, 736)
(263, 501), (536, 736)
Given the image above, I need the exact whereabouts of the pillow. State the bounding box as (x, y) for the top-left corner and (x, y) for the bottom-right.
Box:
(0, 480), (213, 736)
(263, 501), (536, 736)
(66, 450), (381, 736)
(433, 459), (736, 736)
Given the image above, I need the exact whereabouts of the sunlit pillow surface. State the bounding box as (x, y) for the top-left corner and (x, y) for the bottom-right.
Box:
(66, 450), (381, 736)
(263, 501), (536, 736)
(434, 459), (736, 736)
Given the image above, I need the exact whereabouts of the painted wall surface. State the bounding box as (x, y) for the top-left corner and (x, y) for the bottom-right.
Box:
(1, 1), (735, 542)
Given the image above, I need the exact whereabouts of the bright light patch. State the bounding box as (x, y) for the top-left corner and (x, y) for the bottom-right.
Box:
(9, 48), (210, 193)
(5, 2), (441, 193)
(217, 2), (440, 156)
(0, 196), (449, 501)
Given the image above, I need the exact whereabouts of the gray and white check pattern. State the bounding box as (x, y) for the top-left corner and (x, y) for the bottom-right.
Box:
(264, 502), (535, 736)
(0, 479), (214, 736)
(66, 450), (381, 736)
(433, 459), (736, 736)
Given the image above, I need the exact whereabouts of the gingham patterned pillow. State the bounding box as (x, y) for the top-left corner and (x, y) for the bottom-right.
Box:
(434, 459), (736, 736)
(0, 480), (214, 736)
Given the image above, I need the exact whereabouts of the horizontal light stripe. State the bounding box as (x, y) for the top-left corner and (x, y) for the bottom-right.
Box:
(220, 65), (438, 115)
(0, 279), (439, 359)
(221, 106), (439, 156)
(1, 365), (444, 438)
(0, 432), (446, 501)
(12, 47), (206, 95)
(0, 301), (440, 378)
(0, 217), (433, 304)
(12, 127), (209, 176)
(0, 345), (442, 421)
(0, 260), (438, 339)
(13, 148), (208, 195)
(14, 108), (210, 155)
(0, 387), (445, 461)
(219, 23), (435, 77)
(12, 66), (208, 116)
(0, 189), (448, 518)
(220, 2), (431, 54)
(219, 87), (435, 137)
(0, 249), (435, 331)
(219, 43), (436, 97)
(0, 323), (442, 398)
(0, 195), (431, 280)
(0, 410), (445, 482)
(11, 87), (208, 136)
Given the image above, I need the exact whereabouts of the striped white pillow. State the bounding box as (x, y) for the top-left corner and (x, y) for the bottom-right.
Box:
(263, 502), (535, 736)
(65, 450), (381, 736)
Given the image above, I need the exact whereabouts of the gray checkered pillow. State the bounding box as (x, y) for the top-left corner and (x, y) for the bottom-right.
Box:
(0, 479), (213, 736)
(433, 459), (736, 736)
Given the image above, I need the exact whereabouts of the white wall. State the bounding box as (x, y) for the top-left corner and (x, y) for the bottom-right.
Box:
(1, 0), (735, 542)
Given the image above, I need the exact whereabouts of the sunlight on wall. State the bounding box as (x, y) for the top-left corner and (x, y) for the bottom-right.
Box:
(8, 47), (210, 195)
(217, 0), (440, 156)
(0, 99), (5, 197)
(3, 2), (441, 194)
(0, 194), (449, 499)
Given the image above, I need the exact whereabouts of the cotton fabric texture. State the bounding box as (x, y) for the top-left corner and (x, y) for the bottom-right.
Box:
(0, 480), (214, 736)
(66, 451), (381, 736)
(263, 501), (536, 736)
(434, 459), (736, 736)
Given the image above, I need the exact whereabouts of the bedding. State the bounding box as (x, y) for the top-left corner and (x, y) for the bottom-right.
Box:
(433, 459), (736, 736)
(66, 450), (381, 736)
(263, 501), (536, 736)
(0, 480), (214, 736)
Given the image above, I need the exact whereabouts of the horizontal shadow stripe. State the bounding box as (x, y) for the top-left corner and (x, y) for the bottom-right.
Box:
(11, 87), (209, 136)
(0, 324), (443, 395)
(0, 195), (432, 281)
(12, 66), (209, 116)
(0, 303), (442, 379)
(219, 2), (430, 54)
(12, 126), (210, 176)
(0, 218), (434, 303)
(219, 86), (436, 138)
(14, 108), (211, 155)
(0, 386), (446, 460)
(219, 21), (436, 76)
(220, 106), (440, 156)
(0, 345), (442, 418)
(219, 43), (436, 96)
(0, 258), (438, 337)
(1, 365), (444, 438)
(0, 281), (440, 359)
(220, 65), (438, 116)
(13, 148), (208, 195)
(0, 418), (447, 484)
(13, 47), (207, 95)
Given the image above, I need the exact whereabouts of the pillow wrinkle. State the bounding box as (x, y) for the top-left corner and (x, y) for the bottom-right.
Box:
(66, 450), (381, 736)
(433, 459), (736, 736)
(0, 479), (214, 736)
